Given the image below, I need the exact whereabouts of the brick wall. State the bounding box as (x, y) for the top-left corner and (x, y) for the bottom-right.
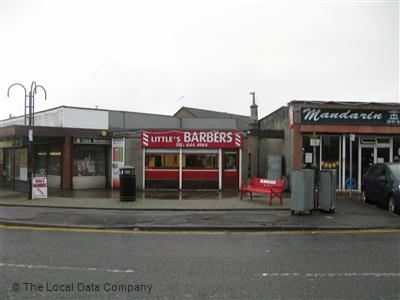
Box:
(62, 137), (73, 189)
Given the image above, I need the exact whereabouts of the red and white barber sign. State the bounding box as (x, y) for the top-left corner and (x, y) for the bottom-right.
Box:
(32, 177), (48, 199)
(141, 130), (243, 149)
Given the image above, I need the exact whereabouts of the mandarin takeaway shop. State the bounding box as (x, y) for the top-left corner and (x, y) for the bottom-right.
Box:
(141, 130), (243, 190)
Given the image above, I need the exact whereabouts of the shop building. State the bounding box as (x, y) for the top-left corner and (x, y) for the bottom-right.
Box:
(1, 106), (250, 191)
(0, 107), (111, 191)
(258, 101), (400, 191)
(0, 126), (111, 191)
(141, 130), (242, 190)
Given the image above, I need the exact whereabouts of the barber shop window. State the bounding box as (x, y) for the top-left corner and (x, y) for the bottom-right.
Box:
(182, 152), (218, 169)
(73, 146), (106, 176)
(145, 153), (179, 169)
(224, 152), (237, 170)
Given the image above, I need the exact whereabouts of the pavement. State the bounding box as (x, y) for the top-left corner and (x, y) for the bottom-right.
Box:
(0, 188), (399, 230)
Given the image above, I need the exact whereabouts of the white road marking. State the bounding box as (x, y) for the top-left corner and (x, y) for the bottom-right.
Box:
(0, 262), (135, 273)
(261, 272), (400, 278)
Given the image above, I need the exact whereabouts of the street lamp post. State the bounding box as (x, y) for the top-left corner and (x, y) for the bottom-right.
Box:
(7, 81), (47, 199)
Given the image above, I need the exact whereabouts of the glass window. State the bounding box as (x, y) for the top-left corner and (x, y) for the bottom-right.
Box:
(0, 150), (3, 179)
(73, 146), (105, 176)
(145, 153), (179, 169)
(321, 136), (340, 170)
(15, 148), (28, 181)
(48, 146), (62, 175)
(183, 153), (218, 169)
(388, 164), (400, 180)
(372, 165), (385, 177)
(3, 149), (14, 180)
(394, 137), (400, 162)
(302, 134), (320, 168)
(367, 165), (378, 177)
(35, 145), (47, 176)
(225, 152), (237, 170)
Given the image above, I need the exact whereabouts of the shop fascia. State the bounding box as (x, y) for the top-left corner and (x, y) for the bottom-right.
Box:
(301, 108), (400, 125)
(142, 130), (242, 149)
(73, 137), (111, 145)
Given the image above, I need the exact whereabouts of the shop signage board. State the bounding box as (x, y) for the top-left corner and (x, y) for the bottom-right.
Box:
(310, 139), (320, 146)
(28, 129), (33, 142)
(301, 108), (400, 126)
(141, 130), (243, 149)
(0, 139), (23, 148)
(32, 177), (48, 199)
(73, 137), (111, 145)
(111, 138), (125, 188)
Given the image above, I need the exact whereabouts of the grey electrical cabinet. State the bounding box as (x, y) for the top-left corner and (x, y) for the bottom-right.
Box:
(318, 169), (336, 212)
(266, 155), (282, 180)
(290, 169), (315, 214)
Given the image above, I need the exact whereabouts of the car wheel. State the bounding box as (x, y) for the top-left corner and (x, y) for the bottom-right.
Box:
(361, 189), (368, 203)
(388, 196), (396, 213)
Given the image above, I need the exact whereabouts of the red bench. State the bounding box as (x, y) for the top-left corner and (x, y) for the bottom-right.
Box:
(240, 177), (286, 205)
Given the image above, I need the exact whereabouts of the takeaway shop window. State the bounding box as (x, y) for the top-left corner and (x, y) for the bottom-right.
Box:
(183, 153), (218, 169)
(145, 153), (179, 169)
(73, 146), (105, 176)
(302, 134), (320, 168)
(321, 136), (340, 170)
(47, 147), (62, 176)
(15, 148), (28, 181)
(35, 146), (47, 176)
(393, 137), (400, 162)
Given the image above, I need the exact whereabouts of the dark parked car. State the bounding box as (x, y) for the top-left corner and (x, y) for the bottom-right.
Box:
(361, 162), (400, 213)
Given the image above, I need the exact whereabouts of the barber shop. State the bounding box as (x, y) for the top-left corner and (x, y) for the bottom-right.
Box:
(141, 130), (243, 190)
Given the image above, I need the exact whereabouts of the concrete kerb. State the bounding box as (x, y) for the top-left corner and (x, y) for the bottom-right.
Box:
(1, 220), (400, 232)
(0, 204), (290, 212)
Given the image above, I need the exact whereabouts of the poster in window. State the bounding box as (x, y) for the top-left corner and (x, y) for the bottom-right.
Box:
(112, 138), (125, 188)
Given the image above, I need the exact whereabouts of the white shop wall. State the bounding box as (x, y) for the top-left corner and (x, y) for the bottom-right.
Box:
(63, 108), (108, 129)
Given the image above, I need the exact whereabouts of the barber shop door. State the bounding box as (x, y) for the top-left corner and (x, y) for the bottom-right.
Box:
(222, 150), (239, 190)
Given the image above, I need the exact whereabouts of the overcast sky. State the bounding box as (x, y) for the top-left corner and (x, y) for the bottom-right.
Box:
(0, 0), (398, 121)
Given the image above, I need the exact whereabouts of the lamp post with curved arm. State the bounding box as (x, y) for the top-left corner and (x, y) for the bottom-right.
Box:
(7, 81), (47, 199)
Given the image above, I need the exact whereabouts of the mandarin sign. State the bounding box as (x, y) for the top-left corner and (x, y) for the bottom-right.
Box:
(141, 130), (243, 148)
(301, 108), (400, 126)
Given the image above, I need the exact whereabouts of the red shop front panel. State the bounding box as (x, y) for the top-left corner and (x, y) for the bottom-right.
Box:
(145, 169), (179, 189)
(182, 170), (219, 190)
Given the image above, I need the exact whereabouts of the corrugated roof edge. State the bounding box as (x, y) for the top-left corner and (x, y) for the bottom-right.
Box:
(1, 105), (179, 122)
(174, 106), (250, 118)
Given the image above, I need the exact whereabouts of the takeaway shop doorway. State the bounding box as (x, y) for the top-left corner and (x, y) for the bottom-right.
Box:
(358, 137), (392, 190)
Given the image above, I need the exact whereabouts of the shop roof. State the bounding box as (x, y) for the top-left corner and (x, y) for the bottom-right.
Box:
(174, 107), (250, 130)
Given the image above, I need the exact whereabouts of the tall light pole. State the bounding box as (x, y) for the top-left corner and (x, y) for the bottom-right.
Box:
(7, 81), (47, 199)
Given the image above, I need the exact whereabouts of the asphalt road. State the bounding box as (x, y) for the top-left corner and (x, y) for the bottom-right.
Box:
(1, 227), (399, 300)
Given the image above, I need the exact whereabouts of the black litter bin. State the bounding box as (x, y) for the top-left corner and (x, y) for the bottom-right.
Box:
(119, 166), (136, 201)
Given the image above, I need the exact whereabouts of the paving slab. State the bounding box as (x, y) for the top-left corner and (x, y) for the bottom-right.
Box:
(0, 188), (398, 230)
(0, 189), (291, 210)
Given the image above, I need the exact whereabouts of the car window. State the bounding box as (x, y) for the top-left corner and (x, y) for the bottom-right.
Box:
(388, 164), (400, 180)
(367, 165), (378, 177)
(371, 165), (385, 177)
(384, 166), (392, 181)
